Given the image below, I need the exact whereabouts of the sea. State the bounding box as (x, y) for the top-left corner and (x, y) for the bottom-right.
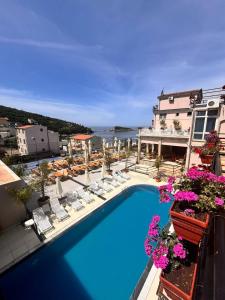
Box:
(91, 126), (138, 141)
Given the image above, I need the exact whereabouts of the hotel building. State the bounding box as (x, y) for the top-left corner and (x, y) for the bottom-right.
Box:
(138, 86), (225, 169)
(16, 124), (60, 155)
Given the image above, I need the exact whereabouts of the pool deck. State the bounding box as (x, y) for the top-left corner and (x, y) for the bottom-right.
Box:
(0, 165), (167, 299)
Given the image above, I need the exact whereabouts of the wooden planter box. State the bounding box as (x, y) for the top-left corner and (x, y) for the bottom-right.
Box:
(170, 202), (210, 245)
(160, 263), (198, 300)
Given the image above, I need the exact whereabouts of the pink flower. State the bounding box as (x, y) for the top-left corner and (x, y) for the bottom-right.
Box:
(168, 176), (175, 185)
(152, 215), (160, 224)
(173, 243), (186, 259)
(144, 238), (152, 256)
(178, 236), (183, 241)
(215, 197), (224, 206)
(152, 244), (169, 269)
(174, 191), (198, 202)
(184, 208), (195, 216)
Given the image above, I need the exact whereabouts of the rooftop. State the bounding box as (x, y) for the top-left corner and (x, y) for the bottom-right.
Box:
(16, 125), (34, 129)
(73, 134), (93, 141)
(158, 89), (202, 100)
(0, 160), (21, 185)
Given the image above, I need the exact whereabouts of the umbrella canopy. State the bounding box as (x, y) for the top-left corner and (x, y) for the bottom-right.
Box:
(56, 177), (63, 197)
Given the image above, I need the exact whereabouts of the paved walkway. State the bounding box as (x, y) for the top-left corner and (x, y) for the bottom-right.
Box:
(0, 225), (41, 273)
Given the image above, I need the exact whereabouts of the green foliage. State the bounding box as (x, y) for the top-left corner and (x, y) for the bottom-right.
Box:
(66, 156), (74, 166)
(160, 119), (167, 130)
(11, 164), (26, 178)
(8, 185), (32, 205)
(0, 105), (92, 135)
(2, 155), (14, 166)
(105, 150), (113, 171)
(30, 161), (51, 198)
(173, 120), (182, 131)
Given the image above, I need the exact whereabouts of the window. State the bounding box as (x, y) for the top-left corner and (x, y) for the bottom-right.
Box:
(23, 139), (25, 144)
(159, 113), (167, 119)
(176, 113), (179, 117)
(41, 138), (44, 142)
(187, 111), (192, 116)
(40, 128), (43, 132)
(193, 109), (218, 140)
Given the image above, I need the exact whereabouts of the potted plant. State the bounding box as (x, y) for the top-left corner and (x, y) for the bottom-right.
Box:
(30, 161), (52, 204)
(144, 215), (198, 300)
(154, 156), (162, 182)
(173, 120), (182, 131)
(159, 167), (225, 244)
(193, 131), (221, 164)
(105, 150), (113, 175)
(160, 119), (167, 130)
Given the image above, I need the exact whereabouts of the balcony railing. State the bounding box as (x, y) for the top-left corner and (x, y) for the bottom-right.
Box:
(139, 128), (190, 138)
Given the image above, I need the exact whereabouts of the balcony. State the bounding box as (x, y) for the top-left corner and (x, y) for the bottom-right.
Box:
(139, 128), (190, 139)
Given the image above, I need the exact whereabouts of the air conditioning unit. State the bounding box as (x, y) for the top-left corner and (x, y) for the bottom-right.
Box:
(206, 99), (220, 109)
(168, 96), (174, 103)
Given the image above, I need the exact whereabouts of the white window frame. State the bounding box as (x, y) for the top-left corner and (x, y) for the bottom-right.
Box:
(193, 109), (218, 140)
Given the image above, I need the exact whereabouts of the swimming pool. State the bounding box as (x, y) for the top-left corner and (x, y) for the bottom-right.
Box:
(0, 185), (170, 300)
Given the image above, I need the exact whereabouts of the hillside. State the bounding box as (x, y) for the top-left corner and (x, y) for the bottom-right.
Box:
(0, 105), (92, 135)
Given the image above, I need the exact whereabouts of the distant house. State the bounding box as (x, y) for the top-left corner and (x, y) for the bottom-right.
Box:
(16, 124), (60, 155)
(0, 117), (16, 145)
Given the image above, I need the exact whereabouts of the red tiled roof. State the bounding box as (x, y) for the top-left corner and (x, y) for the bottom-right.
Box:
(73, 134), (93, 141)
(17, 125), (33, 129)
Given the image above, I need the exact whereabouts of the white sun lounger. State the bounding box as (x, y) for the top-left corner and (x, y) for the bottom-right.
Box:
(50, 198), (69, 221)
(33, 207), (53, 234)
(104, 176), (120, 187)
(76, 189), (95, 204)
(113, 173), (126, 183)
(66, 192), (84, 211)
(117, 170), (131, 180)
(88, 183), (105, 196)
(97, 180), (113, 192)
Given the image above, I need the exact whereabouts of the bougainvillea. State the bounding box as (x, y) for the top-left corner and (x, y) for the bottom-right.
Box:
(173, 243), (187, 259)
(215, 197), (224, 206)
(144, 215), (188, 271)
(174, 191), (198, 202)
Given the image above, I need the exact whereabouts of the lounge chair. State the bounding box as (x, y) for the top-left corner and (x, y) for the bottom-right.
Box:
(76, 189), (95, 204)
(104, 176), (120, 187)
(117, 170), (131, 180)
(66, 192), (84, 211)
(88, 183), (105, 196)
(33, 207), (53, 234)
(113, 173), (126, 183)
(97, 180), (113, 192)
(50, 198), (69, 221)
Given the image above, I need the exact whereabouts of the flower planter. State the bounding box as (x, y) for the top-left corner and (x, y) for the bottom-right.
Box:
(160, 262), (197, 300)
(200, 155), (213, 164)
(170, 202), (210, 245)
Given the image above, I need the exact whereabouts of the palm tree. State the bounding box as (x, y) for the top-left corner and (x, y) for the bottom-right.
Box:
(31, 161), (51, 201)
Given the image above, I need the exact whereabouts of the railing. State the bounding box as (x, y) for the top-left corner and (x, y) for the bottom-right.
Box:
(139, 128), (190, 138)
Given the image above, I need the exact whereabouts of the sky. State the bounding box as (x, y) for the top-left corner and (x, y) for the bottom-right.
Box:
(0, 0), (225, 127)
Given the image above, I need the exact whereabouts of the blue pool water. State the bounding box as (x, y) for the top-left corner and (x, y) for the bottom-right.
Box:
(0, 185), (170, 300)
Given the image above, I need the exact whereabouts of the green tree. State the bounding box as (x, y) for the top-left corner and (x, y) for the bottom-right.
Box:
(11, 164), (26, 178)
(66, 156), (74, 167)
(31, 161), (51, 199)
(8, 185), (33, 213)
(105, 150), (113, 171)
